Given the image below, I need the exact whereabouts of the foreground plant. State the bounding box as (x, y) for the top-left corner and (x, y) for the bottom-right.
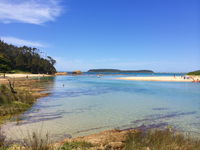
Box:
(22, 132), (52, 150)
(59, 141), (93, 150)
(0, 83), (35, 124)
(0, 128), (7, 150)
(124, 129), (200, 150)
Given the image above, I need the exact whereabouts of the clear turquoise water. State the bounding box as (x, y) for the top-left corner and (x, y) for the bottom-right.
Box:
(3, 73), (200, 141)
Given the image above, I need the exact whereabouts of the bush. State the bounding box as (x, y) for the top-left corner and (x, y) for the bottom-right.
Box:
(124, 129), (200, 150)
(22, 132), (52, 150)
(0, 84), (35, 117)
(0, 128), (6, 149)
(59, 141), (93, 150)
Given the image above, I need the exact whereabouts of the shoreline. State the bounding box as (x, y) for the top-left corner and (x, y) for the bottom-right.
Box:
(116, 76), (200, 82)
(0, 73), (53, 79)
(0, 77), (53, 125)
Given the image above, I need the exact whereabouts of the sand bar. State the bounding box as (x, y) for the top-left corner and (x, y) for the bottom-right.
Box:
(0, 73), (52, 78)
(0, 74), (53, 84)
(117, 76), (200, 82)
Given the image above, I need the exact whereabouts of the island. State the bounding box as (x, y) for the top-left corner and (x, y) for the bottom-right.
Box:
(88, 69), (154, 73)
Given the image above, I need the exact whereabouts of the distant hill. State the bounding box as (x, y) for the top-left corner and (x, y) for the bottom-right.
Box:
(187, 70), (200, 75)
(88, 69), (154, 73)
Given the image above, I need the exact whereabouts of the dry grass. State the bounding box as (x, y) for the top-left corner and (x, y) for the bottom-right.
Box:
(0, 84), (35, 118)
(0, 128), (7, 150)
(124, 129), (200, 150)
(22, 132), (53, 150)
(59, 141), (93, 150)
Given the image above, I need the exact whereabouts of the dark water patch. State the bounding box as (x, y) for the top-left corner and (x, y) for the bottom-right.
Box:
(131, 118), (152, 124)
(152, 108), (169, 111)
(118, 122), (169, 132)
(34, 104), (62, 109)
(130, 111), (196, 125)
(147, 111), (196, 120)
(52, 133), (72, 142)
(126, 123), (168, 131)
(20, 104), (99, 124)
(16, 116), (62, 126)
(135, 123), (169, 131)
(48, 84), (156, 99)
(75, 126), (110, 134)
(24, 112), (63, 120)
(190, 122), (200, 128)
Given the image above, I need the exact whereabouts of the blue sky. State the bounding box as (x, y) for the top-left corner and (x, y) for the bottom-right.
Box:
(0, 0), (199, 72)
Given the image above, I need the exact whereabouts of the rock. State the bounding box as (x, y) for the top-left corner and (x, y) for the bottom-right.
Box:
(109, 142), (123, 149)
(55, 72), (68, 76)
(58, 129), (138, 150)
(72, 70), (82, 75)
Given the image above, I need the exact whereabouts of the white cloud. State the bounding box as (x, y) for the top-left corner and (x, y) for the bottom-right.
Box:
(0, 0), (63, 25)
(1, 36), (46, 47)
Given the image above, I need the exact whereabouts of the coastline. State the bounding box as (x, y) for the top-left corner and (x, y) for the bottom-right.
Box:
(0, 73), (53, 79)
(116, 76), (200, 82)
(0, 76), (53, 125)
(1, 74), (200, 149)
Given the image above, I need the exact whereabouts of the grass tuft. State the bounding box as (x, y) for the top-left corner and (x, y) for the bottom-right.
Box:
(0, 128), (7, 150)
(22, 132), (53, 150)
(124, 129), (200, 150)
(0, 84), (35, 124)
(59, 141), (93, 150)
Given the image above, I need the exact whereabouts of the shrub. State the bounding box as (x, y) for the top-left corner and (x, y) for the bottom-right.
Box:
(124, 129), (200, 150)
(22, 132), (52, 150)
(59, 141), (93, 150)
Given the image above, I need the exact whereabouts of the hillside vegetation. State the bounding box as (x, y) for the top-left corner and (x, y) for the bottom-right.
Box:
(188, 70), (200, 75)
(0, 40), (56, 74)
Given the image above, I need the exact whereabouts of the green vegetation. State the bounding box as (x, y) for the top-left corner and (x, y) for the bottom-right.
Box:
(0, 40), (56, 74)
(59, 141), (93, 150)
(0, 82), (35, 124)
(88, 69), (154, 73)
(1, 128), (200, 150)
(188, 70), (200, 75)
(22, 132), (52, 150)
(124, 129), (200, 150)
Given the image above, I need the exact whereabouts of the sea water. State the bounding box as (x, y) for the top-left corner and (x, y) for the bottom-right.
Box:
(2, 73), (200, 141)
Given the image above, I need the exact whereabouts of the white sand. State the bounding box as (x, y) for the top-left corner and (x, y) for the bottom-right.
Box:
(117, 76), (200, 82)
(0, 73), (52, 79)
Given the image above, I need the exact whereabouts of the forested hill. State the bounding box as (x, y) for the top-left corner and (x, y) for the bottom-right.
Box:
(0, 40), (56, 74)
(187, 70), (200, 75)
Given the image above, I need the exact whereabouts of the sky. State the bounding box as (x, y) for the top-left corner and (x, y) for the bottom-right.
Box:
(0, 0), (199, 72)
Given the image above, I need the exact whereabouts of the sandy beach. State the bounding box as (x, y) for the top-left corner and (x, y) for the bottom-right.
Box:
(117, 76), (200, 82)
(0, 73), (52, 78)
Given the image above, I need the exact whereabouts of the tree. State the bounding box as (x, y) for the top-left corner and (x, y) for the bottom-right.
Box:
(0, 40), (57, 74)
(0, 54), (11, 73)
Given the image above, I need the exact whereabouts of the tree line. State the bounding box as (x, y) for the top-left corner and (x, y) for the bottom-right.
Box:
(0, 40), (56, 74)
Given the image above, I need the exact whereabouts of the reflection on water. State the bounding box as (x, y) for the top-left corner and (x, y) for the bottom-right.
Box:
(2, 73), (200, 141)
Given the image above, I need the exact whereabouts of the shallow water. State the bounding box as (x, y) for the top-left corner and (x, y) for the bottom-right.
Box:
(3, 73), (200, 141)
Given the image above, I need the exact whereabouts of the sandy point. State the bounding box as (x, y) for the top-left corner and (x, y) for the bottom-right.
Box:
(116, 76), (200, 82)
